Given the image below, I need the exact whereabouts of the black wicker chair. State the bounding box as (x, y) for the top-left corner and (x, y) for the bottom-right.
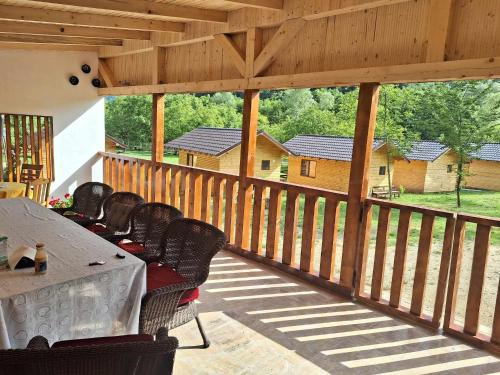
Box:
(139, 219), (226, 348)
(112, 203), (183, 259)
(52, 182), (113, 226)
(0, 328), (178, 375)
(86, 192), (144, 240)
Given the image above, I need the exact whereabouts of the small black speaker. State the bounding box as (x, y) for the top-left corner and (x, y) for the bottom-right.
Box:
(91, 78), (101, 88)
(81, 64), (91, 74)
(69, 75), (79, 86)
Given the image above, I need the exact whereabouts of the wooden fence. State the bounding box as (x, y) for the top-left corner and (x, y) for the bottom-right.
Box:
(101, 152), (500, 354)
(0, 113), (54, 182)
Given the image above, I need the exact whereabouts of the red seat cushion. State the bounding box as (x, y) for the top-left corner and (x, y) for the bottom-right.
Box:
(147, 263), (199, 305)
(52, 334), (153, 348)
(87, 224), (110, 234)
(118, 241), (144, 255)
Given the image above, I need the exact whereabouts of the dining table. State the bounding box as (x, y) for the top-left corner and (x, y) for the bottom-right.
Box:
(0, 198), (146, 349)
(0, 182), (26, 199)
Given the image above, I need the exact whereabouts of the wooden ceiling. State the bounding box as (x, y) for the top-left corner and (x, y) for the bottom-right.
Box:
(0, 0), (281, 43)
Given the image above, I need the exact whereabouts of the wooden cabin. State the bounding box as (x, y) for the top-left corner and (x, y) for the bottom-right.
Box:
(105, 134), (127, 153)
(166, 127), (288, 180)
(465, 143), (500, 191)
(284, 135), (392, 192)
(393, 141), (458, 193)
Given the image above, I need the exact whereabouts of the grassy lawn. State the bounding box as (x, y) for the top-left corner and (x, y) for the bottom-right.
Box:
(120, 150), (178, 165)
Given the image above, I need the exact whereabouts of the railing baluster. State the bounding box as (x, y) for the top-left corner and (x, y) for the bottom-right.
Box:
(5, 116), (12, 182)
(371, 206), (391, 301)
(320, 198), (340, 280)
(389, 208), (412, 308)
(250, 184), (266, 255)
(491, 279), (500, 345)
(410, 214), (435, 316)
(189, 170), (202, 219)
(170, 166), (179, 208)
(300, 194), (319, 273)
(212, 176), (224, 229)
(464, 224), (491, 335)
(282, 188), (299, 265)
(266, 187), (282, 260)
(161, 165), (168, 203)
(355, 202), (373, 297)
(224, 179), (237, 243)
(179, 168), (189, 214)
(444, 218), (466, 329)
(432, 215), (456, 325)
(200, 174), (213, 223)
(235, 179), (253, 250)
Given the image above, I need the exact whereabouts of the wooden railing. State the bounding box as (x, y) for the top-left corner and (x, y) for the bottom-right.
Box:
(101, 152), (500, 353)
(444, 213), (500, 353)
(0, 113), (54, 182)
(355, 198), (456, 329)
(101, 152), (350, 292)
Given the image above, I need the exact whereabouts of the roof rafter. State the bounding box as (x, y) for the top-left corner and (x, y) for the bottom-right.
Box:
(0, 33), (122, 46)
(0, 20), (150, 40)
(0, 4), (185, 32)
(303, 0), (412, 20)
(225, 0), (283, 10)
(35, 0), (227, 23)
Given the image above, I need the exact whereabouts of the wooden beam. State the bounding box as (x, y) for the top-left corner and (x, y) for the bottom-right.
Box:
(340, 82), (380, 290)
(37, 0), (227, 23)
(152, 46), (167, 84)
(0, 41), (97, 51)
(253, 18), (306, 76)
(214, 33), (246, 77)
(99, 47), (154, 59)
(235, 89), (260, 249)
(0, 5), (185, 32)
(425, 0), (453, 62)
(151, 94), (165, 164)
(0, 20), (150, 40)
(303, 0), (412, 21)
(245, 27), (263, 77)
(239, 89), (260, 178)
(97, 57), (500, 96)
(98, 59), (117, 88)
(0, 34), (122, 46)
(226, 0), (283, 10)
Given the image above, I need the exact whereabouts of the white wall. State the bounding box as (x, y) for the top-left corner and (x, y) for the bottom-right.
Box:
(0, 49), (104, 198)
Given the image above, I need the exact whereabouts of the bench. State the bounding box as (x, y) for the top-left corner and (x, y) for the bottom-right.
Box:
(371, 186), (400, 199)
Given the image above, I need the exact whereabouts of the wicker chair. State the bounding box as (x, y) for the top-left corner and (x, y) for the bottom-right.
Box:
(112, 203), (183, 259)
(0, 328), (178, 375)
(86, 192), (144, 240)
(52, 182), (113, 226)
(139, 219), (226, 348)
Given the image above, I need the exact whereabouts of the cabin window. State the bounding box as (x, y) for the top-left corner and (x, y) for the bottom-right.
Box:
(186, 153), (195, 166)
(300, 159), (316, 178)
(379, 166), (386, 176)
(447, 164), (453, 173)
(261, 160), (271, 170)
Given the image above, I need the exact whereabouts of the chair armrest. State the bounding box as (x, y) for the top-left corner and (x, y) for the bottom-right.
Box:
(107, 234), (129, 244)
(27, 336), (50, 350)
(51, 207), (72, 215)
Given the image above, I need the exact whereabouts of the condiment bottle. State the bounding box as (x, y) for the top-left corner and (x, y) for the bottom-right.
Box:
(34, 243), (48, 274)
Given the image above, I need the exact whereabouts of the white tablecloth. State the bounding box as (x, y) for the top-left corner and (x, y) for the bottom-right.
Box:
(0, 198), (146, 349)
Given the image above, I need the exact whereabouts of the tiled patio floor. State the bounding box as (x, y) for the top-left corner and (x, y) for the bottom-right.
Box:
(173, 250), (500, 375)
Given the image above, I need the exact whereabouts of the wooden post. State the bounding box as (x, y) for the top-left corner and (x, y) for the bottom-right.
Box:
(340, 82), (380, 291)
(235, 89), (260, 249)
(151, 93), (165, 164)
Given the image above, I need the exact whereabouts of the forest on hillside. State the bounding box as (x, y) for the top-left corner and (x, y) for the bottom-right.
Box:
(106, 81), (500, 151)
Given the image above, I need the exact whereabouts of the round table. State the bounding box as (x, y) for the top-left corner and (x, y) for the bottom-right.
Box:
(0, 182), (26, 199)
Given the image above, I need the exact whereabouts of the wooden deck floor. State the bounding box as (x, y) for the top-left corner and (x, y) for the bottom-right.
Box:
(172, 250), (500, 375)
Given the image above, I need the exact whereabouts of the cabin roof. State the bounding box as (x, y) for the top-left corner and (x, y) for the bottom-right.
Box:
(283, 135), (386, 162)
(403, 141), (451, 161)
(165, 127), (289, 156)
(470, 143), (500, 162)
(105, 134), (127, 149)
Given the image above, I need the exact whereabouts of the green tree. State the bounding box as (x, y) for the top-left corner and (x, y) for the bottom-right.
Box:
(412, 81), (500, 207)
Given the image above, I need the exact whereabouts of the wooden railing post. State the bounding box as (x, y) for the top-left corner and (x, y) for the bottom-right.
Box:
(151, 93), (165, 164)
(235, 89), (260, 249)
(340, 82), (380, 292)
